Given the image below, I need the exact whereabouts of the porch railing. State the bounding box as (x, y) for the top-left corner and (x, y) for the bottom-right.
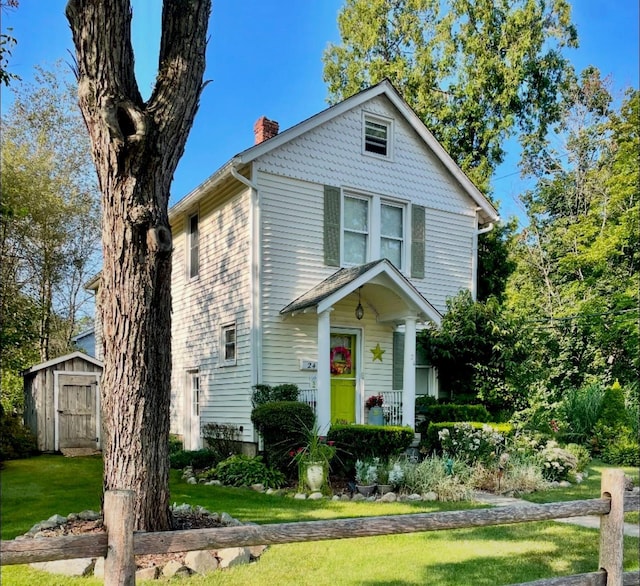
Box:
(298, 388), (403, 426)
(381, 390), (403, 426)
(298, 388), (318, 415)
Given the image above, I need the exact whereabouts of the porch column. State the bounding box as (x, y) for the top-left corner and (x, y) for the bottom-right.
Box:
(317, 308), (332, 433)
(402, 315), (417, 429)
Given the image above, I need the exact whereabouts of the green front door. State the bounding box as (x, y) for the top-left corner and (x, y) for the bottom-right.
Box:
(330, 333), (356, 423)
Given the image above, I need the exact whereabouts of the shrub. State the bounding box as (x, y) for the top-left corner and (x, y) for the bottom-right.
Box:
(438, 422), (505, 465)
(211, 454), (286, 488)
(327, 424), (414, 476)
(403, 456), (473, 501)
(557, 383), (605, 445)
(202, 423), (243, 461)
(600, 431), (640, 467)
(251, 383), (300, 408)
(168, 434), (183, 455)
(416, 404), (491, 435)
(564, 443), (591, 472)
(169, 449), (218, 470)
(539, 440), (578, 482)
(251, 401), (315, 472)
(421, 421), (512, 456)
(471, 460), (547, 494)
(0, 408), (38, 461)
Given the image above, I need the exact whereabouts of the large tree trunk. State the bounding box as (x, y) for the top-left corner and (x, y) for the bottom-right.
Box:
(66, 0), (211, 531)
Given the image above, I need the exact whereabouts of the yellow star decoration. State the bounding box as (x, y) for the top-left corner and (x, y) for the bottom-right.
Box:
(370, 343), (385, 362)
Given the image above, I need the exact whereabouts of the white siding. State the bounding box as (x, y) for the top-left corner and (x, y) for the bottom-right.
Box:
(170, 184), (254, 441)
(257, 95), (475, 220)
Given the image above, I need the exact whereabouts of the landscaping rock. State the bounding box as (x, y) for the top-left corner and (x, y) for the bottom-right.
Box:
(308, 491), (324, 500)
(340, 494), (351, 501)
(380, 492), (397, 502)
(185, 550), (219, 574)
(217, 547), (251, 569)
(30, 558), (94, 576)
(136, 566), (160, 581)
(47, 514), (68, 526)
(248, 545), (268, 559)
(93, 556), (105, 578)
(294, 492), (307, 499)
(78, 510), (101, 521)
(351, 493), (365, 501)
(422, 491), (438, 501)
(162, 559), (190, 578)
(187, 477), (197, 484)
(221, 512), (242, 526)
(251, 483), (265, 492)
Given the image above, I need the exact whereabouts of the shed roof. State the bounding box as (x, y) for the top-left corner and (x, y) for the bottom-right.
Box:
(22, 351), (103, 376)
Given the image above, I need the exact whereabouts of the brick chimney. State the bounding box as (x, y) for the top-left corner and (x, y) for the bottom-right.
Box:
(254, 116), (279, 144)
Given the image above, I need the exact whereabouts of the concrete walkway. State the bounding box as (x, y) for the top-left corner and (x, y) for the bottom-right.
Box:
(473, 491), (639, 538)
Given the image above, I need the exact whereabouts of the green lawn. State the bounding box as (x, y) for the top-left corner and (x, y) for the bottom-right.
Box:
(1, 455), (638, 586)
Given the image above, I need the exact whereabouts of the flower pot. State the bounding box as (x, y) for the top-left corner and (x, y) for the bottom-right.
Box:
(356, 484), (376, 497)
(305, 462), (325, 492)
(367, 406), (384, 425)
(377, 484), (393, 495)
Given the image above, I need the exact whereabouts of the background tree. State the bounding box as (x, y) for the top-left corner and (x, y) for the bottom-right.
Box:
(0, 0), (19, 86)
(65, 0), (211, 531)
(1, 62), (100, 411)
(323, 0), (577, 192)
(507, 70), (639, 396)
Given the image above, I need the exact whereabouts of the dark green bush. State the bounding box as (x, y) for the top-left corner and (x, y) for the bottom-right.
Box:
(601, 432), (640, 467)
(327, 424), (414, 476)
(210, 454), (286, 488)
(415, 404), (491, 435)
(169, 449), (218, 470)
(591, 380), (632, 457)
(415, 395), (438, 411)
(0, 408), (38, 461)
(251, 401), (315, 472)
(201, 423), (243, 461)
(251, 383), (300, 407)
(168, 434), (183, 455)
(420, 421), (513, 455)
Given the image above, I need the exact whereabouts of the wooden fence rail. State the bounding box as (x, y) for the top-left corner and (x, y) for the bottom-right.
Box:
(1, 469), (638, 586)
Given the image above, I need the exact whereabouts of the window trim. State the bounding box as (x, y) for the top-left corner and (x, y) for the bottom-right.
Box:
(189, 370), (200, 417)
(362, 112), (394, 160)
(187, 212), (200, 280)
(220, 322), (237, 366)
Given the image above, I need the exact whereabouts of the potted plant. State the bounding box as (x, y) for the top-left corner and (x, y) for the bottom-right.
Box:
(376, 460), (393, 495)
(290, 422), (336, 493)
(355, 458), (378, 496)
(365, 394), (384, 425)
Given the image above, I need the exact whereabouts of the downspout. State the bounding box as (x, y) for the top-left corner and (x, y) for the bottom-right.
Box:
(230, 162), (262, 396)
(471, 208), (496, 301)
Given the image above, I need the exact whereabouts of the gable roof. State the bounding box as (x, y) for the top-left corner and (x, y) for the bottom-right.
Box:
(171, 79), (499, 225)
(22, 351), (103, 376)
(280, 259), (442, 325)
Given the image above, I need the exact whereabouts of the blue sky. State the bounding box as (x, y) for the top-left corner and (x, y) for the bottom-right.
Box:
(2, 1), (638, 221)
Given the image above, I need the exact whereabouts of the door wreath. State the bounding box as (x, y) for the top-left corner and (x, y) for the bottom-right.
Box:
(330, 346), (352, 375)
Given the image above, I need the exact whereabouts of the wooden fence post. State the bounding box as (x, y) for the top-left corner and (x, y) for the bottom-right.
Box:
(104, 490), (135, 586)
(599, 468), (625, 586)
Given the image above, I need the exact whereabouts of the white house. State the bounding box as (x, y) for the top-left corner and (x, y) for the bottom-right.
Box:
(166, 79), (499, 450)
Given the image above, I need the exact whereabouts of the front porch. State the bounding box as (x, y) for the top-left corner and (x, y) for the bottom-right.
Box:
(298, 388), (404, 426)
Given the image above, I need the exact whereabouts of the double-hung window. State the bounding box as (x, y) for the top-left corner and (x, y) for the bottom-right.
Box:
(190, 371), (200, 417)
(188, 213), (199, 279)
(221, 323), (236, 365)
(342, 193), (405, 270)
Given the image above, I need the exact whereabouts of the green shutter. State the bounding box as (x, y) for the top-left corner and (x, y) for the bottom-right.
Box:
(392, 331), (404, 390)
(411, 204), (425, 278)
(324, 185), (341, 267)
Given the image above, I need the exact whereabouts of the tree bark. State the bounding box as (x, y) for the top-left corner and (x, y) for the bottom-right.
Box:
(65, 0), (211, 531)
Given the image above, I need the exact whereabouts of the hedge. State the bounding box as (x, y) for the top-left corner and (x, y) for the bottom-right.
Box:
(327, 424), (415, 476)
(416, 404), (491, 436)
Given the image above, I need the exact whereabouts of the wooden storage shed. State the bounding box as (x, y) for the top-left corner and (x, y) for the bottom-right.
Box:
(23, 352), (103, 452)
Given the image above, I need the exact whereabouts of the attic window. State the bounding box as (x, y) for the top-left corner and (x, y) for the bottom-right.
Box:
(363, 114), (392, 158)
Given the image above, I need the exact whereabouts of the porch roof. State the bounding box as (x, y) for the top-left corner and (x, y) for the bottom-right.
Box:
(280, 259), (442, 325)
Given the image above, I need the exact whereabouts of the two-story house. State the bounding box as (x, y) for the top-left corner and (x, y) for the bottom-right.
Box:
(167, 79), (499, 450)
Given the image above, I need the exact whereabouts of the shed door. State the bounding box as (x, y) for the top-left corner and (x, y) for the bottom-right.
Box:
(58, 374), (99, 449)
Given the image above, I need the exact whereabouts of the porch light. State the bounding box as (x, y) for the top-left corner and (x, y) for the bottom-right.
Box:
(355, 287), (364, 320)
